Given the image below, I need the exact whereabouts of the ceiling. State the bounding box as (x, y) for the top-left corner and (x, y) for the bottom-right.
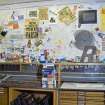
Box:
(0, 0), (105, 4)
(0, 0), (105, 6)
(0, 0), (53, 5)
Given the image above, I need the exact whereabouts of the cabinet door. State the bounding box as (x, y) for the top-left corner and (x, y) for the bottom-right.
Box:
(0, 88), (8, 105)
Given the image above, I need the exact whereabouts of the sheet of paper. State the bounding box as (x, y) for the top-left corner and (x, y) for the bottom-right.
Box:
(100, 8), (105, 32)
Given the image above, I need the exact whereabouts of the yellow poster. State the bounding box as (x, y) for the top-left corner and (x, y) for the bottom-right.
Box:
(100, 8), (105, 31)
(58, 7), (76, 25)
(38, 7), (48, 20)
(25, 19), (39, 39)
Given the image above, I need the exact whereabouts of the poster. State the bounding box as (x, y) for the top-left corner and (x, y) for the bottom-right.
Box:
(27, 8), (38, 18)
(39, 7), (48, 20)
(58, 6), (76, 25)
(100, 7), (105, 32)
(25, 19), (39, 39)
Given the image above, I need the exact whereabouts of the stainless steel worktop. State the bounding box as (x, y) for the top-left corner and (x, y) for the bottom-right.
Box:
(0, 73), (42, 88)
(61, 82), (105, 91)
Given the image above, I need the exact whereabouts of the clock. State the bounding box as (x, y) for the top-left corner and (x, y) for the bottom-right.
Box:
(74, 30), (95, 50)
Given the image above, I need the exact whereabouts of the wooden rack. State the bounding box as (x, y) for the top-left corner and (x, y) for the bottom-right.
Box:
(9, 88), (58, 105)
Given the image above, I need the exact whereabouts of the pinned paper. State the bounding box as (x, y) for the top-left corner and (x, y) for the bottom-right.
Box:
(100, 7), (105, 32)
(8, 21), (19, 30)
(29, 10), (37, 17)
(25, 19), (39, 39)
(58, 7), (76, 25)
(39, 7), (48, 20)
(11, 11), (18, 21)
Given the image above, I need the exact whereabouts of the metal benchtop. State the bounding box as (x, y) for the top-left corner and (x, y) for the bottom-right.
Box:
(60, 82), (105, 91)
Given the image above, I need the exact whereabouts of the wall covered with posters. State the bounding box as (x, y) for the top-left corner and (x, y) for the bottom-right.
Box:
(0, 1), (105, 63)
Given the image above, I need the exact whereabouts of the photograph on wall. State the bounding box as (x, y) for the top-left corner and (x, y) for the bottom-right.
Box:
(27, 8), (38, 18)
(29, 10), (37, 17)
(8, 10), (19, 30)
(8, 21), (19, 30)
(18, 15), (24, 21)
(7, 9), (26, 36)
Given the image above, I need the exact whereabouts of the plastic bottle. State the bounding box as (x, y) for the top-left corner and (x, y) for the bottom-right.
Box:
(42, 74), (48, 88)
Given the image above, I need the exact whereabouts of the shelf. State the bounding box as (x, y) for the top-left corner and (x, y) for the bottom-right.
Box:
(0, 62), (40, 65)
(55, 62), (105, 65)
(9, 87), (57, 105)
(0, 62), (104, 65)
